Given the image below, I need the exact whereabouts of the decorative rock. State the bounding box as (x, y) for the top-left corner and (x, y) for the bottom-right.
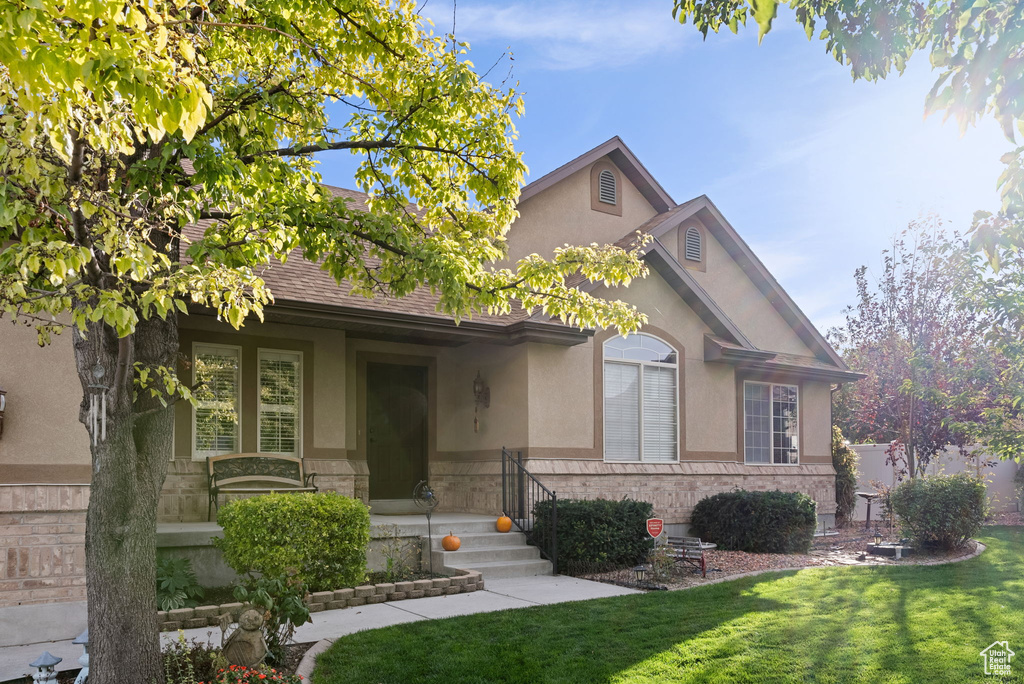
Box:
(408, 590), (425, 599)
(388, 592), (407, 601)
(333, 588), (354, 601)
(347, 597), (367, 607)
(412, 579), (433, 592)
(375, 583), (395, 595)
(395, 581), (415, 593)
(366, 594), (386, 604)
(310, 591), (334, 604)
(426, 588), (443, 597)
(353, 585), (375, 598)
(307, 603), (325, 613)
(184, 618), (208, 629)
(223, 609), (268, 668)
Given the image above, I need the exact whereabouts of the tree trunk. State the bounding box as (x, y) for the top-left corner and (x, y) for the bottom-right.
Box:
(74, 311), (178, 684)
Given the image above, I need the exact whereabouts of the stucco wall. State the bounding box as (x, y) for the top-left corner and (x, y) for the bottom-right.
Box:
(526, 341), (593, 450)
(504, 158), (659, 264)
(0, 323), (91, 482)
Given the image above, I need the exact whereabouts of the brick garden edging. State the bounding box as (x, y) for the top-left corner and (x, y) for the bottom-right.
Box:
(157, 570), (485, 632)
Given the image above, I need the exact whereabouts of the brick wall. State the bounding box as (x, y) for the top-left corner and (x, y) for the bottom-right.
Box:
(430, 459), (838, 523)
(0, 485), (88, 606)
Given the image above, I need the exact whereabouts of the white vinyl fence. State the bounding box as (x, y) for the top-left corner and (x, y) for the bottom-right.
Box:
(852, 443), (1020, 523)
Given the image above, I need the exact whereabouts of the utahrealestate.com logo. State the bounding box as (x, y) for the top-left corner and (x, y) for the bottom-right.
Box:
(980, 641), (1015, 676)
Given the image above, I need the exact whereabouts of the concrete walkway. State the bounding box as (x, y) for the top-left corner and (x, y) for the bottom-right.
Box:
(0, 575), (638, 682)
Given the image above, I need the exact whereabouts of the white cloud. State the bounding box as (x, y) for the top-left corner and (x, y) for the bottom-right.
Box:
(438, 1), (689, 70)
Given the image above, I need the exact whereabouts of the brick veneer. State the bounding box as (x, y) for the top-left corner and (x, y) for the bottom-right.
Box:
(429, 459), (838, 522)
(0, 485), (89, 606)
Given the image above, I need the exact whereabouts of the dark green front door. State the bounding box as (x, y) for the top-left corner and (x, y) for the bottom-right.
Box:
(366, 362), (428, 500)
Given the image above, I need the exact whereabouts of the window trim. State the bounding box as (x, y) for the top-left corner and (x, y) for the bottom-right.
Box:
(191, 342), (242, 461)
(602, 333), (680, 463)
(742, 380), (800, 466)
(257, 348), (304, 457)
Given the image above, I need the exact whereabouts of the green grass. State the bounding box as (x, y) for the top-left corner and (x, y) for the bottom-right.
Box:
(313, 527), (1024, 683)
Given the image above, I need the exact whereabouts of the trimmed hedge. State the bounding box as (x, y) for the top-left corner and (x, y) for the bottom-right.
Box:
(215, 492), (370, 591)
(533, 498), (654, 570)
(690, 490), (817, 553)
(890, 473), (987, 550)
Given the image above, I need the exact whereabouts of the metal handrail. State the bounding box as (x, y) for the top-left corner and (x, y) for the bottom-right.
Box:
(501, 447), (558, 573)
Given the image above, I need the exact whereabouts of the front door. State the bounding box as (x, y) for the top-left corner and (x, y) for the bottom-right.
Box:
(366, 362), (428, 500)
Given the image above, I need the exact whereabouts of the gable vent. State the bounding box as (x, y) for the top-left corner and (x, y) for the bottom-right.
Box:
(684, 226), (702, 262)
(598, 169), (617, 205)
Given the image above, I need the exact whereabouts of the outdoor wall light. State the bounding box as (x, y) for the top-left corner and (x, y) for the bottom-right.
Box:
(473, 371), (490, 433)
(0, 386), (7, 438)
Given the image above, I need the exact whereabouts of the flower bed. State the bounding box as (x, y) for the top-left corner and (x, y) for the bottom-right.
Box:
(157, 570), (484, 632)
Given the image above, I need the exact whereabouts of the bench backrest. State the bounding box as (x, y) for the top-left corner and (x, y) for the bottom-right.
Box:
(208, 453), (304, 488)
(666, 536), (704, 551)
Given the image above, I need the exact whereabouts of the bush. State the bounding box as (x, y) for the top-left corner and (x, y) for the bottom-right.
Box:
(534, 498), (654, 571)
(162, 631), (226, 684)
(889, 473), (987, 550)
(689, 490), (817, 553)
(832, 426), (859, 527)
(156, 557), (205, 611)
(215, 492), (370, 591)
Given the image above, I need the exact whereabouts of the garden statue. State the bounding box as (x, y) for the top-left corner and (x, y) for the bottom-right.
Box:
(222, 609), (269, 667)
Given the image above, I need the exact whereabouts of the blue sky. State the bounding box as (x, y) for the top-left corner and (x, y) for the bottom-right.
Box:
(317, 1), (1010, 332)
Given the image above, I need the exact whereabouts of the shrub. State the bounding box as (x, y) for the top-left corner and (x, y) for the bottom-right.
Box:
(689, 489), (817, 553)
(162, 631), (226, 684)
(832, 426), (859, 527)
(232, 574), (311, 665)
(215, 492), (370, 591)
(889, 473), (988, 550)
(534, 498), (654, 571)
(156, 557), (205, 611)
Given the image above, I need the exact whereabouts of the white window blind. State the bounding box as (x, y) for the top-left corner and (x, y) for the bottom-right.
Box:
(604, 334), (678, 462)
(194, 345), (240, 459)
(684, 227), (702, 262)
(598, 169), (617, 205)
(259, 350), (301, 455)
(744, 382), (799, 464)
(604, 363), (640, 461)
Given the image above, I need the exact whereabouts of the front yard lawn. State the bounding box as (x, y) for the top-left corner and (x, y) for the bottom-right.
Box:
(313, 526), (1024, 683)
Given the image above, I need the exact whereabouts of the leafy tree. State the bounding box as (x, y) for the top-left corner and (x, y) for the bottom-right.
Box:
(831, 426), (859, 527)
(828, 221), (995, 477)
(671, 0), (1024, 462)
(0, 2), (648, 681)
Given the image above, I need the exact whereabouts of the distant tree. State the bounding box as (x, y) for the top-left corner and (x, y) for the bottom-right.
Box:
(827, 221), (995, 477)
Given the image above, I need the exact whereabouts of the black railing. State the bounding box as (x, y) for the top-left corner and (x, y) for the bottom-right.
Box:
(501, 447), (558, 573)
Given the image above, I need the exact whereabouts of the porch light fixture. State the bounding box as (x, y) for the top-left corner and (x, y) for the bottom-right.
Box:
(0, 386), (6, 437)
(633, 564), (647, 587)
(473, 371), (490, 433)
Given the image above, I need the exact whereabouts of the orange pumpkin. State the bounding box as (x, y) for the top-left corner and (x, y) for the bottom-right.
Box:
(496, 514), (513, 533)
(442, 531), (461, 551)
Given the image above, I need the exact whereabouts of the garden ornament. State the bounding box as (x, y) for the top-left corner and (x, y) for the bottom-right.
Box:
(222, 609), (269, 667)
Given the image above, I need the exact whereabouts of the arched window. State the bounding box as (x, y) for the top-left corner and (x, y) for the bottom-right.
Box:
(684, 226), (702, 262)
(603, 334), (678, 462)
(598, 169), (617, 205)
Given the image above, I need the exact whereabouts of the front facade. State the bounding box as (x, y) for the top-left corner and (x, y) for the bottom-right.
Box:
(0, 138), (859, 606)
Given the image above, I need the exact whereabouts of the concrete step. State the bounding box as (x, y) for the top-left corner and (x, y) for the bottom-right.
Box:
(429, 532), (527, 549)
(432, 544), (541, 566)
(448, 558), (553, 579)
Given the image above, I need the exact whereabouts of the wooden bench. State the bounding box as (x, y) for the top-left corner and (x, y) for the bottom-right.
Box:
(207, 453), (318, 521)
(666, 536), (707, 577)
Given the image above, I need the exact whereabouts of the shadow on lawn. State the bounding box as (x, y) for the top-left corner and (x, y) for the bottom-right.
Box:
(313, 528), (1024, 684)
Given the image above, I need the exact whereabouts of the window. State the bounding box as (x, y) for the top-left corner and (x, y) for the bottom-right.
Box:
(193, 344), (241, 459)
(598, 169), (617, 205)
(744, 382), (799, 464)
(684, 226), (702, 262)
(604, 334), (678, 462)
(258, 350), (302, 455)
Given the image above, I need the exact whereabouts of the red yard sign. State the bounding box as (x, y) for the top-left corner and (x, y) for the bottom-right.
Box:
(646, 518), (664, 538)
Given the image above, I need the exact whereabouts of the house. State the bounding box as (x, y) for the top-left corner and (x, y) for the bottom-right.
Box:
(0, 137), (861, 608)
